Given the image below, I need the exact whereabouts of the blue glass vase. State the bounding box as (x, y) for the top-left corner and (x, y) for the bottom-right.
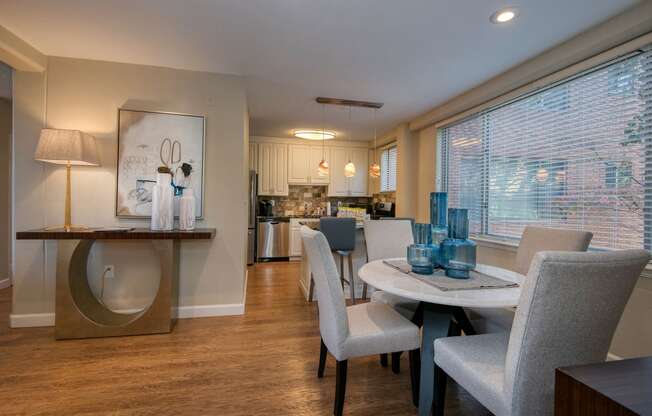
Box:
(440, 208), (477, 279)
(429, 192), (448, 267)
(407, 244), (435, 275)
(408, 223), (434, 274)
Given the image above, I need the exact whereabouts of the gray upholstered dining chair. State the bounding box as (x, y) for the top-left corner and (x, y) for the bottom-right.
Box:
(433, 249), (649, 416)
(300, 226), (421, 416)
(467, 226), (593, 333)
(319, 217), (358, 303)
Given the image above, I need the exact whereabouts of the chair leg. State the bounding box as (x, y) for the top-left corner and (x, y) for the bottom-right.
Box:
(391, 352), (401, 374)
(379, 353), (388, 367)
(347, 254), (355, 304)
(452, 307), (476, 335)
(308, 273), (315, 302)
(362, 282), (368, 299)
(409, 349), (421, 407)
(432, 364), (448, 416)
(334, 360), (348, 416)
(318, 338), (327, 378)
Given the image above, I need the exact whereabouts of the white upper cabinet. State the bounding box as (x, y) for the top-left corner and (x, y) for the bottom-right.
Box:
(258, 143), (288, 196)
(287, 144), (331, 185)
(328, 147), (368, 197)
(288, 144), (310, 185)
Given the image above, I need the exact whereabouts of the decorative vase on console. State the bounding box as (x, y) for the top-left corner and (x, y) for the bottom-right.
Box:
(429, 192), (448, 267)
(407, 223), (435, 274)
(440, 208), (477, 279)
(151, 168), (174, 231)
(178, 187), (196, 231)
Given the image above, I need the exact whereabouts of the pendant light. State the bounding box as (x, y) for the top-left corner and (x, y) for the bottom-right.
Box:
(368, 108), (381, 178)
(317, 104), (329, 176)
(344, 106), (356, 178)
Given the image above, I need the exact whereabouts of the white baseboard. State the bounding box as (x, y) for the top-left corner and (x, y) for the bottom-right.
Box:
(9, 303), (245, 328)
(176, 303), (245, 318)
(0, 278), (10, 290)
(10, 313), (55, 328)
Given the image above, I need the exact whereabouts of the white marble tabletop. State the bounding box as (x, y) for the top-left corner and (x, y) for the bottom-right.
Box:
(358, 258), (524, 308)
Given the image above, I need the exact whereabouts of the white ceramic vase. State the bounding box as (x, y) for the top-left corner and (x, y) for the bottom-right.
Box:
(179, 187), (196, 231)
(151, 172), (174, 231)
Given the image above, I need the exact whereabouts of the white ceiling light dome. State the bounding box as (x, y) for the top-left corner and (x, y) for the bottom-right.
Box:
(294, 130), (335, 140)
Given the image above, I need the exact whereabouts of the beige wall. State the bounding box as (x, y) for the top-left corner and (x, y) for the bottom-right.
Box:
(0, 97), (10, 283)
(12, 56), (249, 321)
(415, 125), (437, 223)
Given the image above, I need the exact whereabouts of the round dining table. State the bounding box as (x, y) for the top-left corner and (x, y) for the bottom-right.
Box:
(358, 259), (524, 416)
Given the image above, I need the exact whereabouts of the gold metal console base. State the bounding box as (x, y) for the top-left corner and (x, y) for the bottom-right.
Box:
(54, 239), (180, 340)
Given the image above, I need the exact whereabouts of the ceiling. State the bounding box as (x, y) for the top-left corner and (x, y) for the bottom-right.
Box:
(0, 0), (640, 140)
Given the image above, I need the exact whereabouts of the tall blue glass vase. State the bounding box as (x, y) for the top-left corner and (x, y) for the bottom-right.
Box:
(407, 223), (434, 274)
(440, 208), (477, 279)
(429, 192), (448, 267)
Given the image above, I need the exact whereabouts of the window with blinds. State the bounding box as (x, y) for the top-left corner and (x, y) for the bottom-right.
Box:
(440, 48), (652, 252)
(380, 145), (397, 192)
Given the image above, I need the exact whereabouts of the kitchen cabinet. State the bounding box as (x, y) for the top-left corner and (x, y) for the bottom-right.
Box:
(327, 147), (369, 196)
(288, 144), (330, 185)
(249, 143), (258, 172)
(258, 143), (288, 196)
(289, 218), (319, 258)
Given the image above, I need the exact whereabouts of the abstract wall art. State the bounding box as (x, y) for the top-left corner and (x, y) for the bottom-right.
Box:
(116, 109), (205, 218)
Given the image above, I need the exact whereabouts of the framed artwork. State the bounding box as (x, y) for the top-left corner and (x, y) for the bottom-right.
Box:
(115, 109), (205, 218)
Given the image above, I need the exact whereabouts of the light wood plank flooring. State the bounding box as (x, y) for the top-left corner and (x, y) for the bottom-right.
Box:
(0, 261), (491, 415)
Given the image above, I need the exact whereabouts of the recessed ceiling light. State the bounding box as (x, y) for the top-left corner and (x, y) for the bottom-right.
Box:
(490, 7), (518, 24)
(294, 130), (336, 140)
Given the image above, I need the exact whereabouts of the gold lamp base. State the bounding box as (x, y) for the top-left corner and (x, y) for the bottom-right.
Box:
(45, 163), (89, 232)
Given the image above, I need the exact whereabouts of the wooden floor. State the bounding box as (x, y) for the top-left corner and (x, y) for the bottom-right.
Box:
(0, 261), (491, 415)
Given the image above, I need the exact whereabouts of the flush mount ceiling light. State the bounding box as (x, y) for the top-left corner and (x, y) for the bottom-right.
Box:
(490, 7), (518, 24)
(294, 129), (336, 140)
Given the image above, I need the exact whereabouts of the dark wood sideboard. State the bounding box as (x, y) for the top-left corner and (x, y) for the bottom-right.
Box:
(556, 357), (652, 416)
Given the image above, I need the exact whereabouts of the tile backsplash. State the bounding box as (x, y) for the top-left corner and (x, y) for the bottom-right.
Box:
(259, 185), (371, 217)
(372, 191), (396, 204)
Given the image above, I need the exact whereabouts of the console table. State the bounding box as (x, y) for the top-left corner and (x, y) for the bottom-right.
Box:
(556, 357), (652, 415)
(16, 228), (216, 340)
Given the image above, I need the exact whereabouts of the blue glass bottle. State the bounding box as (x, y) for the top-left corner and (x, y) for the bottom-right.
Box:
(429, 192), (448, 267)
(440, 208), (477, 279)
(407, 223), (434, 274)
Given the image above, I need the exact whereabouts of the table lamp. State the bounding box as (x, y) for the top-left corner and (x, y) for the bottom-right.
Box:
(34, 128), (100, 231)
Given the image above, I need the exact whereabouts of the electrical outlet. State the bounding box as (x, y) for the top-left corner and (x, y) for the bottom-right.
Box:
(103, 265), (115, 279)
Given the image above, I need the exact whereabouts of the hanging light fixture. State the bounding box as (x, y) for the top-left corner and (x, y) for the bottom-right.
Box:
(369, 108), (381, 178)
(317, 104), (329, 176)
(344, 106), (356, 178)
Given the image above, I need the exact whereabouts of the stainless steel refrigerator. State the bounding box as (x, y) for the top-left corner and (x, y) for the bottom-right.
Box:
(247, 170), (257, 265)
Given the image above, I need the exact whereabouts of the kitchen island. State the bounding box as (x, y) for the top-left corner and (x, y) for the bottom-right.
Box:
(298, 221), (371, 301)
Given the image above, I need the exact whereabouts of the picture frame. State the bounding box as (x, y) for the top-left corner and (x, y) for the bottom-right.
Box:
(115, 108), (206, 218)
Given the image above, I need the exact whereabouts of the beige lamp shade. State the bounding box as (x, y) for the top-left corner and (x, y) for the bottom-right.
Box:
(34, 129), (100, 166)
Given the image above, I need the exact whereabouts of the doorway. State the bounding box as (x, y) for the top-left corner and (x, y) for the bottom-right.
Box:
(0, 62), (12, 289)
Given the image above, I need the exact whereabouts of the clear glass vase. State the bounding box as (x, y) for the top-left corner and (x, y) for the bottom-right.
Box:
(429, 192), (448, 267)
(440, 208), (477, 279)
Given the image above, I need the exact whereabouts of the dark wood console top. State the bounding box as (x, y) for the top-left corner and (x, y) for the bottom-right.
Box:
(556, 357), (652, 415)
(16, 228), (216, 240)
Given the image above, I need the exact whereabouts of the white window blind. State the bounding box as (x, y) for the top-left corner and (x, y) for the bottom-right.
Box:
(440, 48), (652, 252)
(381, 145), (397, 192)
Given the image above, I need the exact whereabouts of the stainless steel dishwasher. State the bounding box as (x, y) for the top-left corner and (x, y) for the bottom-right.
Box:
(257, 218), (290, 260)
